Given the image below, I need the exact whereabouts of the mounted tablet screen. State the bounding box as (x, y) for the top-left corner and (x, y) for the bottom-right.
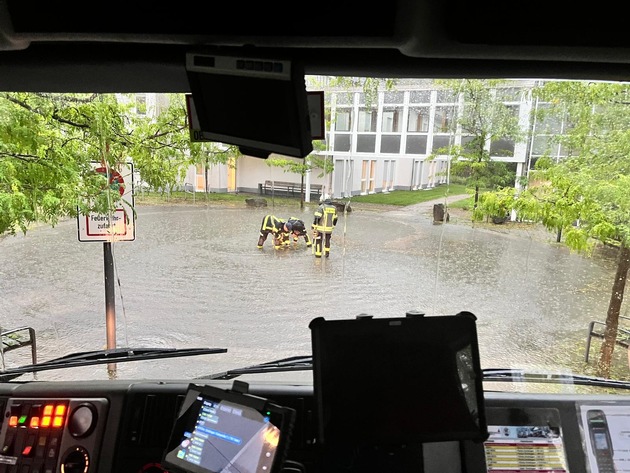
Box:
(185, 53), (313, 159)
(310, 313), (488, 448)
(162, 383), (295, 473)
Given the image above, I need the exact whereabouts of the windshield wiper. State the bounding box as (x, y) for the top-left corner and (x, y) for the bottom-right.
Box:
(203, 355), (312, 380)
(0, 347), (227, 382)
(482, 368), (630, 389)
(202, 360), (630, 389)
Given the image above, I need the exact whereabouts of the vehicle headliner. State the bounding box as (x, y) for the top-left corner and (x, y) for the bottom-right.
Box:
(1, 0), (630, 93)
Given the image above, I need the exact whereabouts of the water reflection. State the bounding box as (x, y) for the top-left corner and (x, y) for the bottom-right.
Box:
(0, 202), (619, 381)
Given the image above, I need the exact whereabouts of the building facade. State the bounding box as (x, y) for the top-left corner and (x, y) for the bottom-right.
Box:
(142, 79), (569, 200)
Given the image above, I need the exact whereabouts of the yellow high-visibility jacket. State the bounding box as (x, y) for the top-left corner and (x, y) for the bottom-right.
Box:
(313, 203), (338, 233)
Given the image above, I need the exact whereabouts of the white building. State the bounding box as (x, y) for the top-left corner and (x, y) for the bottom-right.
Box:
(138, 79), (567, 199)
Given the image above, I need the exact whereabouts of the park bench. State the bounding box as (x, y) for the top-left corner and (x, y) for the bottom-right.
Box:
(584, 315), (630, 362)
(259, 180), (323, 197)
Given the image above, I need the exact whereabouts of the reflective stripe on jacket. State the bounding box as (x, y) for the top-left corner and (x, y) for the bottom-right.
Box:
(261, 215), (285, 233)
(313, 204), (338, 233)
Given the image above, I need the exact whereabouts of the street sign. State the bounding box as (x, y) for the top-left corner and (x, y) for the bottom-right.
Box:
(77, 162), (136, 242)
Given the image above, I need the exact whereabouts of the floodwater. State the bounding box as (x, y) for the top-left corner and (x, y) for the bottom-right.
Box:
(0, 199), (622, 381)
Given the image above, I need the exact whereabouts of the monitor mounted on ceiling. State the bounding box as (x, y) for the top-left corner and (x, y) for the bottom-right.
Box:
(185, 52), (313, 159)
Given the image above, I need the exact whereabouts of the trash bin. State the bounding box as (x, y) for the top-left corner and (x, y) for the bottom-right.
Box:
(433, 203), (445, 223)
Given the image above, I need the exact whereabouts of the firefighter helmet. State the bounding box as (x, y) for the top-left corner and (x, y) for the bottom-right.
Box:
(291, 220), (305, 233)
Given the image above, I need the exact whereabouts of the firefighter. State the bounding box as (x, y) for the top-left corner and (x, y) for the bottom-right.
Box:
(312, 198), (338, 258)
(284, 217), (312, 247)
(257, 214), (293, 249)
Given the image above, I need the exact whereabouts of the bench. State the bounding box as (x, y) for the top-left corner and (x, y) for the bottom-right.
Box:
(584, 315), (630, 362)
(258, 180), (323, 197)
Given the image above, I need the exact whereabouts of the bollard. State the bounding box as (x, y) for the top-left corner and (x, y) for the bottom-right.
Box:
(433, 203), (445, 223)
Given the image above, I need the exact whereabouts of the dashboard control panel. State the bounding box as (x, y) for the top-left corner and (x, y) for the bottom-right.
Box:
(0, 398), (108, 473)
(0, 383), (629, 473)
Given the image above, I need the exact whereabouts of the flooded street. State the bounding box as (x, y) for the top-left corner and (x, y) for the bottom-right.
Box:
(0, 200), (621, 381)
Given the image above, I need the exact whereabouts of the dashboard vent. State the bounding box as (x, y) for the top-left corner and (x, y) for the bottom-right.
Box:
(127, 393), (185, 447)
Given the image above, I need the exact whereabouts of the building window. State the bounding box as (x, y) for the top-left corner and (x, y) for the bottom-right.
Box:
(334, 134), (352, 152)
(490, 138), (515, 157)
(490, 105), (518, 157)
(380, 135), (401, 154)
(432, 135), (453, 151)
(382, 108), (401, 132)
(382, 160), (395, 191)
(335, 109), (352, 131)
(361, 160), (377, 194)
(461, 135), (476, 152)
(136, 94), (147, 115)
(357, 108), (377, 132)
(407, 106), (430, 132)
(383, 91), (404, 104)
(536, 104), (563, 134)
(409, 90), (431, 103)
(436, 90), (457, 103)
(496, 87), (521, 102)
(336, 92), (353, 105)
(406, 135), (428, 154)
(357, 135), (376, 153)
(433, 106), (455, 133)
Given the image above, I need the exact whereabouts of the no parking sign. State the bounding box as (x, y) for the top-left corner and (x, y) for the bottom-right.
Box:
(77, 162), (136, 242)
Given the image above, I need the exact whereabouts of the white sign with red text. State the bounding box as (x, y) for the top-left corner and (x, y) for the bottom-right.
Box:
(78, 162), (135, 242)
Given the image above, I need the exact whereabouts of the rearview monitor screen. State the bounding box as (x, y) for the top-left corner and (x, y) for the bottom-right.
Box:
(185, 52), (313, 159)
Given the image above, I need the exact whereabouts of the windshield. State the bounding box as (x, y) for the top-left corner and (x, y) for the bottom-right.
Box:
(2, 77), (630, 391)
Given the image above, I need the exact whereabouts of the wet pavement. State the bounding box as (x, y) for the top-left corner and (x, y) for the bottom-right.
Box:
(0, 196), (621, 380)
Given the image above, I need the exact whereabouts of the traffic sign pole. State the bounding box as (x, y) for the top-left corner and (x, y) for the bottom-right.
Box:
(103, 242), (117, 377)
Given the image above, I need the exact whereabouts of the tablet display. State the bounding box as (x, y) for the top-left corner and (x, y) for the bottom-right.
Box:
(310, 313), (488, 447)
(163, 384), (295, 473)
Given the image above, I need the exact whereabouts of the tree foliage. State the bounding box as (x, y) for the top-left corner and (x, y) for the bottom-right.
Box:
(0, 93), (205, 235)
(265, 140), (335, 207)
(474, 81), (630, 376)
(432, 79), (524, 207)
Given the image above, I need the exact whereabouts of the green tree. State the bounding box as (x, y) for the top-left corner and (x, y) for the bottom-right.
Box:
(432, 79), (524, 208)
(307, 76), (397, 107)
(265, 140), (334, 208)
(476, 80), (630, 377)
(125, 93), (196, 194)
(0, 93), (196, 235)
(188, 142), (241, 194)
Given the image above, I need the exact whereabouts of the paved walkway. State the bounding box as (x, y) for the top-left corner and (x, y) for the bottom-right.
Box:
(403, 194), (470, 212)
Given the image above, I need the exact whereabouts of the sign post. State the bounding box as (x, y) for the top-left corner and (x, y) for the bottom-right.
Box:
(78, 163), (135, 242)
(77, 163), (136, 377)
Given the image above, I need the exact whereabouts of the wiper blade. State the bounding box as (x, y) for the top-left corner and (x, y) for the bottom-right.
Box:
(0, 347), (227, 381)
(483, 369), (630, 389)
(203, 355), (312, 380)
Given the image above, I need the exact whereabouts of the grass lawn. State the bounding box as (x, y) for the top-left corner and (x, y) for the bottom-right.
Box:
(134, 190), (298, 206)
(134, 183), (473, 208)
(348, 183), (469, 206)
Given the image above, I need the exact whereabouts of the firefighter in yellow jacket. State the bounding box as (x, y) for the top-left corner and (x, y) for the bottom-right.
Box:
(257, 214), (292, 249)
(312, 199), (338, 258)
(284, 217), (312, 248)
